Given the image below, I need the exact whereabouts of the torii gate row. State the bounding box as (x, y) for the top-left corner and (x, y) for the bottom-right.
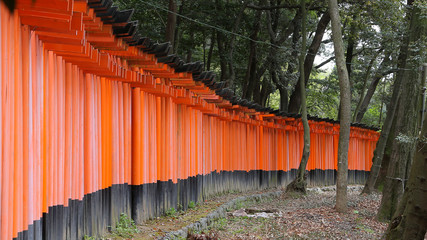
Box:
(0, 0), (379, 239)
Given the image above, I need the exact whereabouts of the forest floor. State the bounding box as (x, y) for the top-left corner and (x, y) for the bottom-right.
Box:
(104, 185), (390, 240)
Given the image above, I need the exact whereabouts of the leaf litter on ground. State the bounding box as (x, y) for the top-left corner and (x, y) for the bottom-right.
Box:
(103, 185), (389, 239)
(191, 185), (388, 240)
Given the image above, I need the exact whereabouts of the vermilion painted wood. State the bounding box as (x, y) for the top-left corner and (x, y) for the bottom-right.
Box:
(0, 0), (380, 238)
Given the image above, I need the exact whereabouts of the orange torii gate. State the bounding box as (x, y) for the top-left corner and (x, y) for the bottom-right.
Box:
(0, 0), (379, 239)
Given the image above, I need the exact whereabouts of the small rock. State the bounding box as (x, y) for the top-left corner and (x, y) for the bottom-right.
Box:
(232, 208), (247, 217)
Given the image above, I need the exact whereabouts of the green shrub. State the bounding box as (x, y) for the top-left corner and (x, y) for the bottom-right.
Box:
(188, 201), (196, 209)
(165, 207), (177, 217)
(110, 213), (140, 238)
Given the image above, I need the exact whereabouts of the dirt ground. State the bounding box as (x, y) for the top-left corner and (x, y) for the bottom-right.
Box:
(104, 185), (392, 240)
(104, 188), (278, 239)
(194, 185), (387, 240)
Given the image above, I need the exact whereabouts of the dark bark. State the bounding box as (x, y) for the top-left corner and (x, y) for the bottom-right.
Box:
(288, 12), (330, 113)
(173, 0), (185, 54)
(315, 48), (365, 69)
(354, 52), (396, 122)
(353, 48), (384, 122)
(385, 89), (427, 240)
(287, 0), (310, 194)
(243, 5), (262, 100)
(345, 15), (357, 86)
(278, 74), (289, 112)
(361, 69), (405, 194)
(378, 0), (426, 221)
(264, 4), (300, 111)
(259, 78), (273, 106)
(216, 32), (228, 82)
(355, 69), (397, 122)
(165, 0), (177, 52)
(329, 0), (351, 213)
(247, 2), (325, 11)
(362, 0), (421, 197)
(215, 0), (248, 89)
(345, 40), (354, 82)
(206, 31), (215, 71)
(186, 32), (194, 62)
(374, 118), (397, 191)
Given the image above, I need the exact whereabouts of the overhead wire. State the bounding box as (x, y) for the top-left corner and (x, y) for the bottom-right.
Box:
(139, 0), (413, 71)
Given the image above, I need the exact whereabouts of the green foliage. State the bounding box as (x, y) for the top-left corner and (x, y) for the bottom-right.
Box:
(214, 217), (227, 231)
(188, 201), (196, 209)
(110, 213), (140, 238)
(111, 0), (422, 123)
(177, 203), (183, 211)
(306, 71), (340, 119)
(165, 207), (177, 217)
(83, 235), (96, 240)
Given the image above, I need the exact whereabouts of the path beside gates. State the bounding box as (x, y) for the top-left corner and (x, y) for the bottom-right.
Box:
(100, 185), (388, 239)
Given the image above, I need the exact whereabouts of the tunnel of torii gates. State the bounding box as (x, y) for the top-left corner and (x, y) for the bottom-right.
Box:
(0, 0), (380, 239)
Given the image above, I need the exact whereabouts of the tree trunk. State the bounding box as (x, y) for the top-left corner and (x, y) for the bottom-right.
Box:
(353, 48), (385, 122)
(329, 0), (351, 213)
(354, 52), (394, 122)
(374, 119), (396, 191)
(385, 86), (427, 239)
(361, 0), (416, 195)
(345, 15), (357, 88)
(286, 0), (310, 193)
(242, 7), (261, 100)
(278, 75), (289, 112)
(377, 0), (426, 221)
(172, 0), (185, 54)
(215, 1), (247, 88)
(206, 30), (215, 71)
(186, 32), (194, 62)
(165, 0), (177, 52)
(288, 12), (330, 113)
(216, 32), (229, 81)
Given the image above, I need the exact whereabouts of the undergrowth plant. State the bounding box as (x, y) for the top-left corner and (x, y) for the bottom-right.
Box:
(110, 213), (140, 238)
(165, 207), (177, 217)
(188, 201), (196, 209)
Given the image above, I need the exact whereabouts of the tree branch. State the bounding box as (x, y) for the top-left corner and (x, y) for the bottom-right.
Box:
(248, 3), (325, 11)
(314, 56), (335, 69)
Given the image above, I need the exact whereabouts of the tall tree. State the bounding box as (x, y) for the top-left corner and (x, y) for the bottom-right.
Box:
(353, 50), (396, 123)
(165, 0), (177, 52)
(361, 0), (418, 195)
(215, 0), (248, 89)
(286, 0), (310, 193)
(385, 66), (427, 240)
(329, 0), (352, 213)
(287, 12), (330, 113)
(377, 0), (426, 221)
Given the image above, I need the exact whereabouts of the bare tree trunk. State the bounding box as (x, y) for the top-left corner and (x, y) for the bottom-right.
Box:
(378, 0), (426, 221)
(215, 0), (247, 88)
(385, 71), (427, 238)
(361, 0), (416, 195)
(186, 32), (194, 62)
(206, 30), (215, 71)
(329, 0), (351, 213)
(353, 48), (384, 122)
(354, 52), (395, 122)
(362, 66), (406, 194)
(278, 75), (289, 112)
(288, 12), (330, 113)
(286, 0), (310, 193)
(172, 0), (184, 54)
(259, 78), (273, 107)
(165, 0), (177, 52)
(242, 6), (261, 99)
(345, 15), (357, 88)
